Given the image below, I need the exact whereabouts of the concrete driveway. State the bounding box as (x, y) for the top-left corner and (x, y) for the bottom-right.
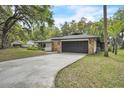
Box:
(0, 53), (86, 88)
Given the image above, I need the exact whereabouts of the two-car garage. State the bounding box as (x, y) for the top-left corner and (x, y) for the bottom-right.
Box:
(62, 41), (88, 53)
(51, 35), (98, 54)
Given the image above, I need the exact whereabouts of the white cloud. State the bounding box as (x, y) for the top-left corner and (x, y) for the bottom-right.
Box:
(67, 5), (80, 10)
(54, 6), (119, 27)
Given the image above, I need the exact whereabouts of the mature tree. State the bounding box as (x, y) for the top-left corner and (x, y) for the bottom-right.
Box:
(113, 8), (124, 49)
(108, 18), (124, 55)
(114, 8), (124, 21)
(44, 26), (62, 38)
(70, 20), (78, 34)
(8, 23), (30, 44)
(0, 5), (54, 48)
(103, 5), (109, 57)
(61, 22), (70, 36)
(31, 26), (61, 40)
(77, 17), (87, 33)
(89, 19), (104, 41)
(108, 8), (124, 55)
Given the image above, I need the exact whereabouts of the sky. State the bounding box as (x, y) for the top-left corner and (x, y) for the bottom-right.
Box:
(52, 5), (124, 27)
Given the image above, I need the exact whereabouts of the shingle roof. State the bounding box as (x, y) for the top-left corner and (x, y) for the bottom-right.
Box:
(51, 34), (98, 40)
(42, 39), (52, 43)
(11, 41), (22, 45)
(34, 39), (52, 43)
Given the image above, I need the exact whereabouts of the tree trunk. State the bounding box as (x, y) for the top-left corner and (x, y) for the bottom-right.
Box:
(122, 42), (124, 48)
(115, 44), (117, 55)
(115, 38), (117, 55)
(1, 27), (8, 49)
(112, 44), (114, 53)
(0, 17), (19, 49)
(112, 38), (115, 53)
(1, 33), (7, 49)
(103, 5), (109, 57)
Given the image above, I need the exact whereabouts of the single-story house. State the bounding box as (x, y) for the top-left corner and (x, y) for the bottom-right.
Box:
(27, 40), (37, 47)
(41, 39), (52, 52)
(34, 39), (52, 51)
(11, 41), (22, 47)
(44, 34), (100, 54)
(21, 40), (37, 48)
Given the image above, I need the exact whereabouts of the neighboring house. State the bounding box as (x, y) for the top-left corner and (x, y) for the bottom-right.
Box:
(35, 39), (52, 51)
(11, 41), (22, 47)
(43, 34), (100, 54)
(42, 39), (52, 52)
(34, 40), (45, 48)
(22, 40), (37, 48)
(27, 40), (36, 46)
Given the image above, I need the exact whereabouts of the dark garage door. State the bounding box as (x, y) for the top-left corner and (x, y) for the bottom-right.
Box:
(62, 41), (88, 53)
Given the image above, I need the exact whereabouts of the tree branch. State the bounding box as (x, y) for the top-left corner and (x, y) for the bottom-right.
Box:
(0, 22), (4, 25)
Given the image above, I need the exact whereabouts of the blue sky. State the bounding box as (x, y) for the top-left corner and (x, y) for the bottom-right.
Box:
(52, 5), (124, 27)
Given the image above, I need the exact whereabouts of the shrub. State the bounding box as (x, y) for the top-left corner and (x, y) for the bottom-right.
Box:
(38, 47), (45, 51)
(108, 45), (112, 52)
(27, 46), (39, 50)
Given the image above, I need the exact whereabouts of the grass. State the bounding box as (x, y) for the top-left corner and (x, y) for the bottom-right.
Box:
(0, 48), (46, 62)
(55, 49), (124, 88)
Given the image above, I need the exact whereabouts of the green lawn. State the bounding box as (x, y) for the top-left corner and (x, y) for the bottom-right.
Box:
(55, 49), (124, 88)
(0, 48), (46, 62)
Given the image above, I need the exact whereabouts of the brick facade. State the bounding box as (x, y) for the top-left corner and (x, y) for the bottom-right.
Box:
(52, 40), (61, 53)
(88, 38), (96, 54)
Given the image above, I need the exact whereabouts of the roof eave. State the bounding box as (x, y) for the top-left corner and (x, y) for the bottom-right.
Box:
(52, 36), (99, 40)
